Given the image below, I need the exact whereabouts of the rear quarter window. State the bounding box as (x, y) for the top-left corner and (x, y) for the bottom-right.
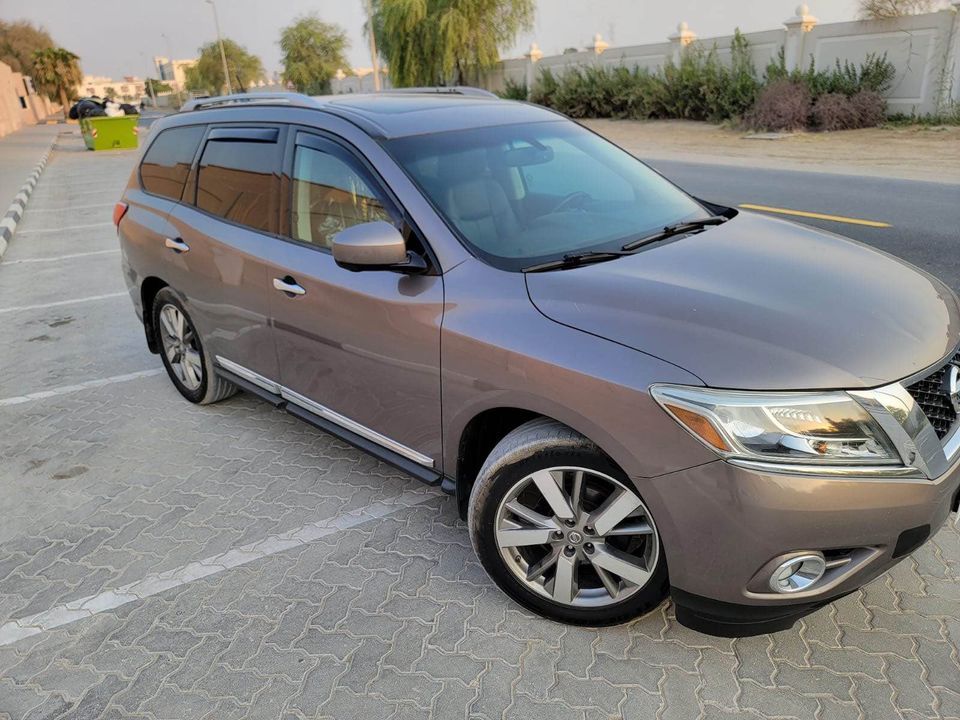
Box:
(139, 126), (205, 201)
(196, 138), (280, 234)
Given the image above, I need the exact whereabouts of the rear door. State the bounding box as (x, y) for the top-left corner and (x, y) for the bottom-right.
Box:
(165, 125), (285, 385)
(265, 130), (444, 470)
(121, 125), (205, 310)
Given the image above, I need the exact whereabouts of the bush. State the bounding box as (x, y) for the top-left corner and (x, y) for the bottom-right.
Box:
(849, 90), (887, 127)
(745, 80), (811, 131)
(498, 77), (528, 101)
(812, 93), (860, 131)
(812, 90), (888, 131)
(527, 38), (894, 131)
(765, 49), (895, 100)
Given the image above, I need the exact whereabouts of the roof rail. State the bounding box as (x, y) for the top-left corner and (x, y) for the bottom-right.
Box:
(181, 92), (319, 112)
(378, 86), (498, 99)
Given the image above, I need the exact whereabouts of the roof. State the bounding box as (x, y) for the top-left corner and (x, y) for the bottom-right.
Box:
(180, 89), (560, 140)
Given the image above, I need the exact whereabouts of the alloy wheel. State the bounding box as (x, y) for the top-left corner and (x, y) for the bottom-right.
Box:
(158, 304), (203, 392)
(494, 466), (659, 608)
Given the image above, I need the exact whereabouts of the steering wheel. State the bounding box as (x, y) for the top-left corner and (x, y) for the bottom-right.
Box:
(550, 191), (592, 214)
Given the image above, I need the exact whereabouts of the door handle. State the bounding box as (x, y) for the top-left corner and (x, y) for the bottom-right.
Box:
(164, 237), (190, 253)
(273, 276), (306, 296)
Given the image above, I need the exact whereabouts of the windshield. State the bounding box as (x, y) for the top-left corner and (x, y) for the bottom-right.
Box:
(385, 120), (708, 271)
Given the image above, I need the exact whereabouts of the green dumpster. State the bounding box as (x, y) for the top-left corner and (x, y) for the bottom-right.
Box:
(80, 116), (140, 151)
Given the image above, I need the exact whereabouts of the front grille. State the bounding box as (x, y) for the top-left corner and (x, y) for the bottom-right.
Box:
(905, 351), (960, 439)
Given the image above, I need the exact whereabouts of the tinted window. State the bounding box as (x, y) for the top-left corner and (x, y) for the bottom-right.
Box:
(291, 144), (394, 249)
(197, 138), (280, 233)
(140, 126), (204, 201)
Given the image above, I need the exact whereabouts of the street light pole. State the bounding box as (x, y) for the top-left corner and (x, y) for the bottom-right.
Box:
(205, 0), (232, 95)
(363, 0), (382, 92)
(140, 51), (158, 108)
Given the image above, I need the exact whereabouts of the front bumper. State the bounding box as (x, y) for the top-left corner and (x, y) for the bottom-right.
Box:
(643, 456), (960, 636)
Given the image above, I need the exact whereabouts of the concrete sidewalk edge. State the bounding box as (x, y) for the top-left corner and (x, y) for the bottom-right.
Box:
(0, 135), (58, 260)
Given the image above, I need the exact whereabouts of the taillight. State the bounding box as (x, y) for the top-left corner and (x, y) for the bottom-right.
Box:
(113, 201), (129, 228)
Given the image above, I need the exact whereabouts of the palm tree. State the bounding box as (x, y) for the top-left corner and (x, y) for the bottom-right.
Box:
(31, 47), (82, 121)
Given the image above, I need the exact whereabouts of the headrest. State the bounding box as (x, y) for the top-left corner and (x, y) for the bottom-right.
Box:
(438, 148), (488, 183)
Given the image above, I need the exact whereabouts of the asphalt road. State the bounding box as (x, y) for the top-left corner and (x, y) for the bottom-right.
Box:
(648, 159), (960, 291)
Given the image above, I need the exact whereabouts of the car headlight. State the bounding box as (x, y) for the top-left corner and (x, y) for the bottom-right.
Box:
(651, 385), (901, 466)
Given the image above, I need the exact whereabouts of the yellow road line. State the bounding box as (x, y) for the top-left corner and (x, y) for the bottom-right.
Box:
(738, 203), (892, 228)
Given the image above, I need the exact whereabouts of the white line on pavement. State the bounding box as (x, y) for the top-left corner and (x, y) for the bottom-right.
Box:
(0, 291), (126, 315)
(15, 221), (114, 235)
(29, 187), (123, 199)
(0, 489), (440, 646)
(0, 369), (164, 407)
(2, 249), (120, 265)
(23, 203), (115, 213)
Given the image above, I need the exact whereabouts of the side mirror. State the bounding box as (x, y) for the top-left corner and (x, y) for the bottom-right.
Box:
(331, 221), (427, 274)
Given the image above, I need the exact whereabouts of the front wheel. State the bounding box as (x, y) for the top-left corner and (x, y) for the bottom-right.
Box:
(468, 418), (668, 626)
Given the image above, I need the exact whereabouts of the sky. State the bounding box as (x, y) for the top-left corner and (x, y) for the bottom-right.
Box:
(2, 0), (862, 80)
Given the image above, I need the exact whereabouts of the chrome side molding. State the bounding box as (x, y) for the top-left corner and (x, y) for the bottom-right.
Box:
(214, 355), (434, 469)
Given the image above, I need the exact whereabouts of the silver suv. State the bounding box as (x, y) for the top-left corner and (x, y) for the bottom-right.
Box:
(115, 90), (960, 636)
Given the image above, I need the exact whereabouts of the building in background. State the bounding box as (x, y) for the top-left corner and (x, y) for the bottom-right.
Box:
(79, 75), (146, 102)
(0, 60), (57, 137)
(153, 57), (197, 93)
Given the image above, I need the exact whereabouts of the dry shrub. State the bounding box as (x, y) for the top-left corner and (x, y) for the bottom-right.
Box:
(849, 90), (887, 127)
(812, 93), (860, 131)
(745, 80), (811, 131)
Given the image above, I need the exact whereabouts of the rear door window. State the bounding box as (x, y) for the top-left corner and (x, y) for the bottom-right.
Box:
(196, 128), (282, 234)
(139, 125), (205, 201)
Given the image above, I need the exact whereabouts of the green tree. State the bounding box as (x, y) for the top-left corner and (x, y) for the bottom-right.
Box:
(31, 47), (82, 120)
(145, 78), (173, 95)
(185, 38), (264, 95)
(372, 0), (534, 87)
(0, 19), (54, 74)
(279, 14), (350, 95)
(104, 86), (118, 100)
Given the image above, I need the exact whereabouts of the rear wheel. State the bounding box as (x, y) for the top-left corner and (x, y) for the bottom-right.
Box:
(153, 287), (236, 405)
(468, 418), (668, 626)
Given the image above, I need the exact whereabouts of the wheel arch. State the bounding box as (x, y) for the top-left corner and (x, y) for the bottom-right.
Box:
(140, 276), (169, 354)
(453, 405), (622, 519)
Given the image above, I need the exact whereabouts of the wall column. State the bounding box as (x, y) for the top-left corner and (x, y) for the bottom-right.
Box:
(783, 4), (819, 72)
(524, 42), (542, 99)
(668, 22), (697, 64)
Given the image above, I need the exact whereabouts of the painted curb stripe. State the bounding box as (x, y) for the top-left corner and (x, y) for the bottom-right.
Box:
(0, 136), (55, 262)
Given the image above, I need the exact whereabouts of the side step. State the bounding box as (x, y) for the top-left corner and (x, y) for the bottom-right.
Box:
(218, 367), (443, 488)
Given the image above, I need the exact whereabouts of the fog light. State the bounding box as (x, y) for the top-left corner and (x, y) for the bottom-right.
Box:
(769, 554), (826, 593)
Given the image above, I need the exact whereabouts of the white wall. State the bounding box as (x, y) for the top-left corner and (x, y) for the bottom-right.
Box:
(331, 3), (960, 117)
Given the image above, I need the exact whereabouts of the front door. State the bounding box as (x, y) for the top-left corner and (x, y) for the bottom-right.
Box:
(266, 131), (444, 471)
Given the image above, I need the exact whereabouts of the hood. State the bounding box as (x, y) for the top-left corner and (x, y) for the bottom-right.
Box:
(526, 212), (960, 390)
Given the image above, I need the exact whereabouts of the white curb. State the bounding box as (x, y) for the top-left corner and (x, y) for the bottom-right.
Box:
(0, 136), (58, 261)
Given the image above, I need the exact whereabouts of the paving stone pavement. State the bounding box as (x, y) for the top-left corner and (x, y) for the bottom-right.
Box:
(0, 130), (958, 720)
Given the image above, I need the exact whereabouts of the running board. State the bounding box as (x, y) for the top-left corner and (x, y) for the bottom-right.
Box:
(217, 366), (442, 487)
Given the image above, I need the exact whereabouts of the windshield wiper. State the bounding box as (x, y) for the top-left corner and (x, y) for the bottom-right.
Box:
(620, 215), (728, 252)
(522, 250), (628, 273)
(522, 214), (729, 272)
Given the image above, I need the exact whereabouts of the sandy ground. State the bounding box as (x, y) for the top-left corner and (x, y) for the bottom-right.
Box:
(583, 119), (960, 185)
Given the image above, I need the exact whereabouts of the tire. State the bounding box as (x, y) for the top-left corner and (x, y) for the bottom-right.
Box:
(152, 287), (236, 405)
(468, 417), (668, 626)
